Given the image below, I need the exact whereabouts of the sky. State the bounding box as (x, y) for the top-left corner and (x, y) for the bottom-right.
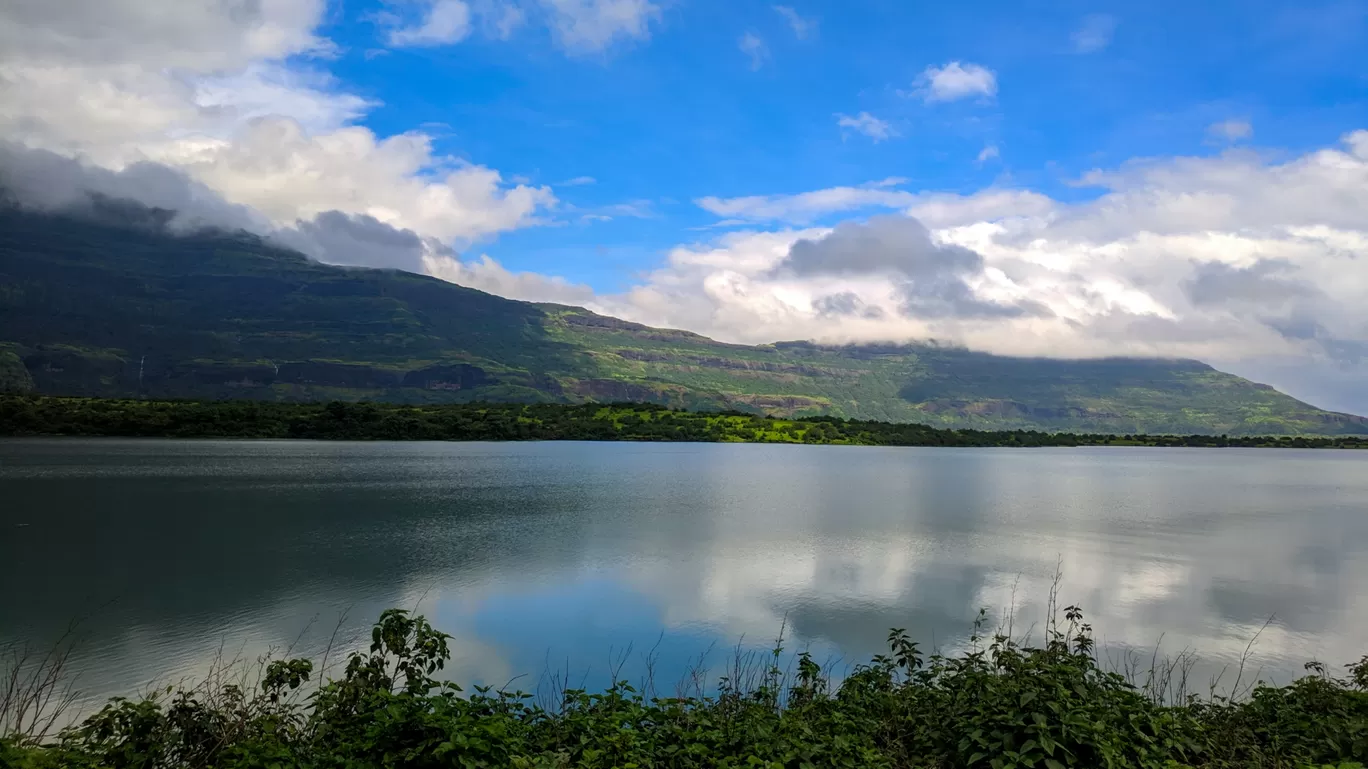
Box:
(1, 0), (1368, 413)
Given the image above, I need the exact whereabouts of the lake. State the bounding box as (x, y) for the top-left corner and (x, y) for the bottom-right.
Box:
(2, 438), (1367, 714)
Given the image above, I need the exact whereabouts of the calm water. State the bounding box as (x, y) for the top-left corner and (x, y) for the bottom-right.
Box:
(3, 438), (1367, 711)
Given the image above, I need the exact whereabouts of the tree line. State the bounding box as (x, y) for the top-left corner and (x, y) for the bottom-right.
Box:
(3, 394), (1367, 449)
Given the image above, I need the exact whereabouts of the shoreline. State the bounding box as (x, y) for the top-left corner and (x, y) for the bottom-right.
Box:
(4, 434), (1368, 451)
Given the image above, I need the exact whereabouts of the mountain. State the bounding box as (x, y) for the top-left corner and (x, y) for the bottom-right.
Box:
(1, 203), (1365, 436)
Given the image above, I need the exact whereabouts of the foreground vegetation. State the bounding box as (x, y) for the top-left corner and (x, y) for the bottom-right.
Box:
(3, 608), (1366, 768)
(2, 395), (1368, 449)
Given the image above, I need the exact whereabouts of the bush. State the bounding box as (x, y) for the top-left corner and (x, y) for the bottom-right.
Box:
(4, 607), (1366, 768)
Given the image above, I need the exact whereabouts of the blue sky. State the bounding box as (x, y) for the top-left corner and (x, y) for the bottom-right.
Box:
(2, 0), (1368, 411)
(313, 0), (1368, 292)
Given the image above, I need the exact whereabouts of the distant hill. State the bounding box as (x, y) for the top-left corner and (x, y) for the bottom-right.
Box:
(2, 203), (1365, 435)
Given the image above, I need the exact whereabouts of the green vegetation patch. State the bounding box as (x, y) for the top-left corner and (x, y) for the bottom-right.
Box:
(3, 607), (1366, 768)
(3, 395), (1367, 448)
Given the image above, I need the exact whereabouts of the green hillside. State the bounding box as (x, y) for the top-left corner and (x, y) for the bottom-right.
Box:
(2, 203), (1364, 435)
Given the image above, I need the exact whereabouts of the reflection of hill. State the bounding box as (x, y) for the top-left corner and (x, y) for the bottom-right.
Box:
(2, 442), (616, 640)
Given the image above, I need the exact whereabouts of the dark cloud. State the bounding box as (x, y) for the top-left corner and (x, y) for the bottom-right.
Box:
(1223, 357), (1368, 416)
(1083, 311), (1252, 348)
(1324, 338), (1368, 365)
(1185, 261), (1368, 371)
(0, 142), (441, 276)
(778, 215), (1047, 321)
(779, 215), (982, 277)
(1262, 315), (1368, 366)
(895, 278), (1051, 320)
(1264, 313), (1321, 342)
(276, 210), (436, 273)
(812, 291), (885, 319)
(0, 142), (266, 233)
(1186, 258), (1320, 307)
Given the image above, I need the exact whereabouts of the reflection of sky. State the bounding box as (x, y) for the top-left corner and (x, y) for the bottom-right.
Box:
(3, 439), (1368, 709)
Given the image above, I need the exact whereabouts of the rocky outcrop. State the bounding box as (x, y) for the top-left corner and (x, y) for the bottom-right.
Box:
(1314, 411), (1368, 428)
(400, 363), (491, 391)
(0, 350), (34, 392)
(723, 394), (829, 414)
(22, 347), (133, 394)
(915, 399), (1118, 421)
(275, 362), (402, 389)
(565, 378), (685, 402)
(614, 349), (831, 377)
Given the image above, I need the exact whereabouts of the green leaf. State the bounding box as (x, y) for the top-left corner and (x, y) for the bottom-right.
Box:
(1039, 734), (1056, 756)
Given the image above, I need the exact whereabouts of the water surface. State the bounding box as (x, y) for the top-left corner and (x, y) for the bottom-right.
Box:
(2, 439), (1366, 709)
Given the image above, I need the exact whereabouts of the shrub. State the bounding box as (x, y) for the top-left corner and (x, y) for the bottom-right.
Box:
(4, 607), (1366, 768)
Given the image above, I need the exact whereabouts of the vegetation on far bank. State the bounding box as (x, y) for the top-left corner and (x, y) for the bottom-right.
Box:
(2, 394), (1368, 449)
(3, 607), (1367, 768)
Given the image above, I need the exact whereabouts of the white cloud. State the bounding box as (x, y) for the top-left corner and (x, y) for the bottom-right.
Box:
(1072, 14), (1117, 53)
(1208, 119), (1254, 142)
(696, 184), (917, 223)
(904, 189), (1054, 228)
(603, 199), (655, 217)
(171, 120), (554, 242)
(977, 144), (1000, 163)
(561, 175), (597, 186)
(538, 0), (662, 53)
(386, 0), (473, 47)
(377, 0), (658, 52)
(424, 253), (598, 305)
(836, 112), (896, 142)
(694, 184), (1055, 229)
(916, 61), (998, 103)
(866, 176), (908, 188)
(0, 0), (330, 71)
(0, 0), (556, 255)
(1348, 130), (1368, 159)
(571, 198), (656, 221)
(772, 5), (817, 40)
(474, 0), (527, 39)
(192, 65), (377, 134)
(739, 32), (768, 70)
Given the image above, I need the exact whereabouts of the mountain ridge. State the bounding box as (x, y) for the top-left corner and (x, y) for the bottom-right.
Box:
(1, 202), (1364, 435)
